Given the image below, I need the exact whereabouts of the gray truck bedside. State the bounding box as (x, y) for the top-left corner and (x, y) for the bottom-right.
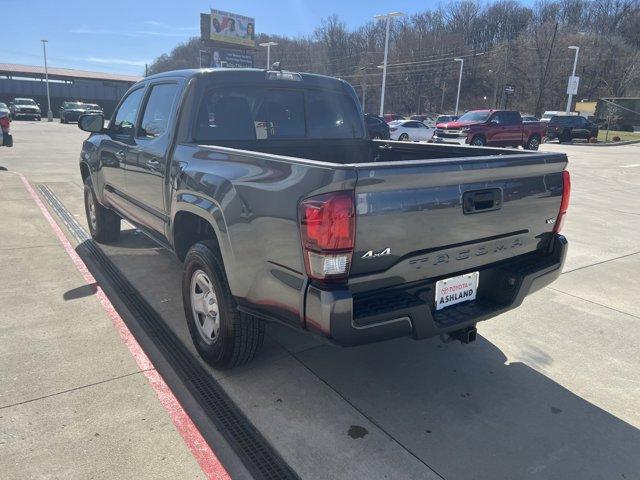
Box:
(78, 68), (570, 368)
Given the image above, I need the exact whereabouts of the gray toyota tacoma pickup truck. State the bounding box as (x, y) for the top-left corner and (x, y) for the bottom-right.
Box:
(77, 68), (570, 368)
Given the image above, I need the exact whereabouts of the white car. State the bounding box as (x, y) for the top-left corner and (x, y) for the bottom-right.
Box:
(389, 120), (435, 141)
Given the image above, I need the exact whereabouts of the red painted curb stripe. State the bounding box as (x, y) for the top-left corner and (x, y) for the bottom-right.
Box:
(19, 174), (231, 480)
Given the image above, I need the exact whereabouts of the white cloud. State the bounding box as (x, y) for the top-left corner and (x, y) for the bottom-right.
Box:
(70, 22), (198, 38)
(82, 57), (148, 67)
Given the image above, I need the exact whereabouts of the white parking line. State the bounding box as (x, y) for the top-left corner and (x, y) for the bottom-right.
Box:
(621, 164), (640, 168)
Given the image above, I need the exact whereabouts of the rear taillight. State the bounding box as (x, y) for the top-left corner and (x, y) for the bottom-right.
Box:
(553, 170), (571, 234)
(299, 191), (355, 281)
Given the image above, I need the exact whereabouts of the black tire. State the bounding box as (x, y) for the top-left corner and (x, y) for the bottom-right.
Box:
(399, 133), (409, 141)
(182, 241), (265, 368)
(525, 135), (540, 150)
(470, 135), (486, 146)
(561, 129), (572, 143)
(83, 177), (120, 243)
(60, 115), (66, 124)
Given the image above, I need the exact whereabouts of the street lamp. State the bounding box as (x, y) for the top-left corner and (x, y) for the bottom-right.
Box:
(374, 11), (404, 116)
(454, 58), (464, 116)
(566, 45), (580, 114)
(41, 39), (53, 122)
(259, 42), (278, 69)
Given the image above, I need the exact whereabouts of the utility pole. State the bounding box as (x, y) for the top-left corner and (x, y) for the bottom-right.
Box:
(534, 22), (558, 117)
(566, 46), (580, 114)
(440, 82), (446, 112)
(454, 58), (464, 115)
(41, 39), (52, 122)
(259, 42), (278, 69)
(374, 12), (404, 116)
(361, 84), (366, 110)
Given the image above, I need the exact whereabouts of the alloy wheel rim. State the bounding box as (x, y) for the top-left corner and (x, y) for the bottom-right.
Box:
(190, 269), (220, 344)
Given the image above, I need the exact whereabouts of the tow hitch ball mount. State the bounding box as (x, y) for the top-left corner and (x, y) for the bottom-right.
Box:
(440, 326), (477, 344)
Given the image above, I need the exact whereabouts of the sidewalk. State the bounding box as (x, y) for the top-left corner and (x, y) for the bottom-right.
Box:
(0, 171), (209, 479)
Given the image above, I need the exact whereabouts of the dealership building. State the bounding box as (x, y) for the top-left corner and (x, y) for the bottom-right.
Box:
(0, 63), (141, 118)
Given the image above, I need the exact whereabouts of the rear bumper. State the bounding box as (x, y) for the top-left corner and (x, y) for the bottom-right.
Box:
(304, 234), (568, 346)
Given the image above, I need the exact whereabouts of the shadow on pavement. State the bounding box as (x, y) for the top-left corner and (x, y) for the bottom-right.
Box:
(92, 233), (640, 480)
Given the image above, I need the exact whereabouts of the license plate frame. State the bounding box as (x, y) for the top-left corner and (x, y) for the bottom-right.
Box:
(435, 272), (480, 311)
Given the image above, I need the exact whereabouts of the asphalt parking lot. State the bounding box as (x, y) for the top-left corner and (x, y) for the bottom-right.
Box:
(1, 121), (639, 480)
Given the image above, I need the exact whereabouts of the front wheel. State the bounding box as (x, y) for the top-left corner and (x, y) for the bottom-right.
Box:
(399, 133), (409, 141)
(182, 242), (265, 368)
(470, 135), (486, 146)
(525, 135), (540, 150)
(84, 177), (121, 243)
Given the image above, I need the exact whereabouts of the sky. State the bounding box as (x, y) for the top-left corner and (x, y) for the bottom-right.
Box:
(3, 0), (452, 76)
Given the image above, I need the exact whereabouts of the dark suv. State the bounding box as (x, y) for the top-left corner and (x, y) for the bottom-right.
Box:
(547, 115), (598, 142)
(364, 113), (390, 139)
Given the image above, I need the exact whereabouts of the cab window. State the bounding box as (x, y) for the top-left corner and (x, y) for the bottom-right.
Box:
(111, 88), (144, 136)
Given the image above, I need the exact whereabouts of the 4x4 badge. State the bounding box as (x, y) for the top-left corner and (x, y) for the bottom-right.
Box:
(362, 248), (391, 259)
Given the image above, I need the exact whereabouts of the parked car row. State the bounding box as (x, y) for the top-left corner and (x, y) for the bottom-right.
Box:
(0, 97), (105, 123)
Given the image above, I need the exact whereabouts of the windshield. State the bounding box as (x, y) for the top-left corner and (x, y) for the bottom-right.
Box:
(85, 104), (101, 110)
(15, 99), (37, 106)
(458, 111), (490, 122)
(194, 86), (364, 141)
(63, 102), (85, 109)
(0, 103), (7, 109)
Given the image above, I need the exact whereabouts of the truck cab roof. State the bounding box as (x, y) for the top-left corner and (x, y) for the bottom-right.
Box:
(142, 68), (352, 91)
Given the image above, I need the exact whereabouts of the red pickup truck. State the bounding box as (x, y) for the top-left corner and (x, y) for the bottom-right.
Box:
(433, 110), (547, 150)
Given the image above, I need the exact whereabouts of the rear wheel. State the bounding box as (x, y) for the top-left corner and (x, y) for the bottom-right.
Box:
(525, 135), (540, 150)
(399, 133), (409, 141)
(83, 177), (121, 243)
(183, 241), (265, 368)
(470, 135), (486, 146)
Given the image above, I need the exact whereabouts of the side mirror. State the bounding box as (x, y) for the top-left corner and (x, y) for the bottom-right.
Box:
(489, 120), (499, 126)
(37, 103), (41, 107)
(78, 114), (105, 133)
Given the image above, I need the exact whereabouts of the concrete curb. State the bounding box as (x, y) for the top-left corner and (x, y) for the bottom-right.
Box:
(551, 139), (640, 147)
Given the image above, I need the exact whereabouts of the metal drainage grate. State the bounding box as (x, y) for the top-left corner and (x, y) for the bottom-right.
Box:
(37, 185), (299, 480)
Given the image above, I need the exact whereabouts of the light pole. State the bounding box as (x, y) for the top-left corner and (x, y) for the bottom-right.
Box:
(41, 39), (52, 122)
(566, 45), (580, 114)
(374, 12), (404, 116)
(259, 42), (278, 69)
(454, 58), (464, 116)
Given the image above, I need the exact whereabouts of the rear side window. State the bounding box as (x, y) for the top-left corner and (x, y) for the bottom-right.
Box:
(112, 88), (144, 135)
(194, 86), (364, 141)
(138, 83), (179, 138)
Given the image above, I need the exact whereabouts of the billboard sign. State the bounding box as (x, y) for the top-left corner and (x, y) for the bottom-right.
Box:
(211, 49), (254, 68)
(210, 9), (255, 48)
(567, 75), (580, 95)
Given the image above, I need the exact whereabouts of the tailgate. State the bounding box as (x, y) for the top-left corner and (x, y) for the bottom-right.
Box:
(350, 152), (568, 290)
